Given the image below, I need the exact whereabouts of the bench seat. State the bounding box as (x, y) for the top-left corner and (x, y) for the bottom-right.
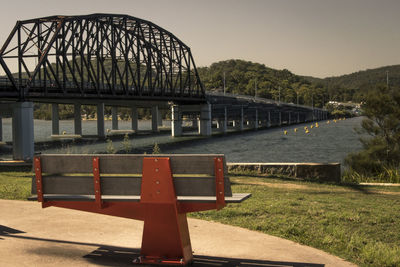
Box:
(29, 192), (251, 203)
(31, 154), (251, 265)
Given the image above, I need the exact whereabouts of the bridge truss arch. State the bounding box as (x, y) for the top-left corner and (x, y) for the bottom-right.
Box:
(0, 14), (205, 103)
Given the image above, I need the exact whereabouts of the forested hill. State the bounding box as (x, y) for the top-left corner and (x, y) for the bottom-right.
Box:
(198, 60), (400, 104)
(303, 65), (400, 102)
(197, 59), (327, 108)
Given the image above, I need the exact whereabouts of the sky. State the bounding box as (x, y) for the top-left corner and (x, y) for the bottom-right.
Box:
(0, 0), (399, 78)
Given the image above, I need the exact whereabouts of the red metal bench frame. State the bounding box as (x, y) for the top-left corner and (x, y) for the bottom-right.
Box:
(34, 155), (226, 265)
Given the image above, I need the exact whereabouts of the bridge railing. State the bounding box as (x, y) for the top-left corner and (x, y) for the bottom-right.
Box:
(207, 91), (326, 111)
(0, 76), (198, 99)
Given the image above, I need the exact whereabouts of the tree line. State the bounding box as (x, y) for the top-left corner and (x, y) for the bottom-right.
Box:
(198, 59), (327, 108)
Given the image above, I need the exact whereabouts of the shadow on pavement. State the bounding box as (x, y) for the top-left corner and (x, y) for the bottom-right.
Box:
(85, 246), (324, 267)
(0, 227), (324, 267)
(0, 225), (26, 240)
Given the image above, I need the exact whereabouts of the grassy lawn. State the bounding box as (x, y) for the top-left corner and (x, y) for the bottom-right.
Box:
(0, 168), (32, 200)
(191, 175), (400, 267)
(1, 169), (399, 266)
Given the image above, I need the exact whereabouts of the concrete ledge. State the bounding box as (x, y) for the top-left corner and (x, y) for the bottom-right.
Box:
(227, 162), (341, 183)
(106, 129), (135, 135)
(51, 134), (82, 139)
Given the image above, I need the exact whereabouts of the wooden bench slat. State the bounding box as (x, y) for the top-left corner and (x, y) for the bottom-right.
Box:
(29, 193), (251, 203)
(38, 154), (225, 175)
(31, 175), (233, 197)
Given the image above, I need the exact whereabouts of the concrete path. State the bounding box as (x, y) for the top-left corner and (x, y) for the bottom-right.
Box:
(0, 200), (356, 267)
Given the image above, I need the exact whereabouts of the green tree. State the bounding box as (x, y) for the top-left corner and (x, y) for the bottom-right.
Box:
(345, 85), (400, 178)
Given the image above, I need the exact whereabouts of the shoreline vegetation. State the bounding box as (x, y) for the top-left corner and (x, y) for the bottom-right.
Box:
(1, 168), (399, 267)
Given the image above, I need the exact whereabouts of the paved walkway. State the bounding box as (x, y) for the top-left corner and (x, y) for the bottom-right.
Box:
(0, 200), (356, 267)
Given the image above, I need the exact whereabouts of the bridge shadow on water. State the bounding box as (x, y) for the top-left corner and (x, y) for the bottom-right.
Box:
(0, 224), (323, 267)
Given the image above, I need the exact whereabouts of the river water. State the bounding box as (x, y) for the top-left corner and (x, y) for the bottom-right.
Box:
(164, 117), (364, 164)
(0, 117), (364, 164)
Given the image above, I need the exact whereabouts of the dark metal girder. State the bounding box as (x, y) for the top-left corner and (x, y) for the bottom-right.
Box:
(0, 14), (205, 103)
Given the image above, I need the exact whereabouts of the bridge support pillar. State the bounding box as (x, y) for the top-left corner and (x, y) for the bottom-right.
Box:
(74, 103), (82, 135)
(288, 112), (291, 125)
(279, 112), (282, 126)
(152, 106), (159, 132)
(158, 109), (163, 127)
(97, 103), (105, 138)
(254, 109), (258, 130)
(12, 102), (34, 160)
(297, 112), (300, 123)
(219, 119), (227, 133)
(0, 117), (2, 142)
(199, 104), (212, 136)
(171, 105), (182, 137)
(192, 118), (198, 128)
(306, 111), (313, 122)
(112, 106), (118, 130)
(239, 107), (244, 131)
(131, 106), (138, 132)
(52, 103), (59, 135)
(219, 107), (227, 134)
(267, 111), (271, 127)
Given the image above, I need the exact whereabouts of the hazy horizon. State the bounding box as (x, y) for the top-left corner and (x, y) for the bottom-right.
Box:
(0, 0), (399, 78)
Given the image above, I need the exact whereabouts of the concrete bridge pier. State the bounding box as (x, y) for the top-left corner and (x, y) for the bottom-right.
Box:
(218, 118), (227, 133)
(0, 117), (2, 142)
(131, 106), (138, 132)
(74, 103), (82, 135)
(305, 111), (313, 122)
(199, 103), (212, 136)
(219, 107), (228, 133)
(297, 112), (300, 123)
(151, 106), (159, 132)
(239, 107), (244, 131)
(254, 108), (258, 130)
(97, 103), (105, 138)
(52, 103), (59, 135)
(192, 118), (198, 128)
(12, 102), (34, 160)
(216, 120), (221, 129)
(158, 108), (163, 127)
(111, 106), (118, 130)
(288, 112), (292, 125)
(279, 111), (282, 126)
(171, 105), (182, 137)
(267, 111), (271, 127)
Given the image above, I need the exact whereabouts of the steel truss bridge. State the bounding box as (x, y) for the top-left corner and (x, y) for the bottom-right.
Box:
(0, 14), (327, 160)
(0, 14), (204, 103)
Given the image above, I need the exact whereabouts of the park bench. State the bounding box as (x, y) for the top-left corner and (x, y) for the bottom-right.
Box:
(31, 154), (251, 265)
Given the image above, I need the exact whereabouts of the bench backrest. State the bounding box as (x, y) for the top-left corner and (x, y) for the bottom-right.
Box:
(31, 154), (232, 197)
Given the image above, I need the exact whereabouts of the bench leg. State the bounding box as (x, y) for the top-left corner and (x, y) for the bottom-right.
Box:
(139, 205), (192, 265)
(137, 157), (193, 265)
